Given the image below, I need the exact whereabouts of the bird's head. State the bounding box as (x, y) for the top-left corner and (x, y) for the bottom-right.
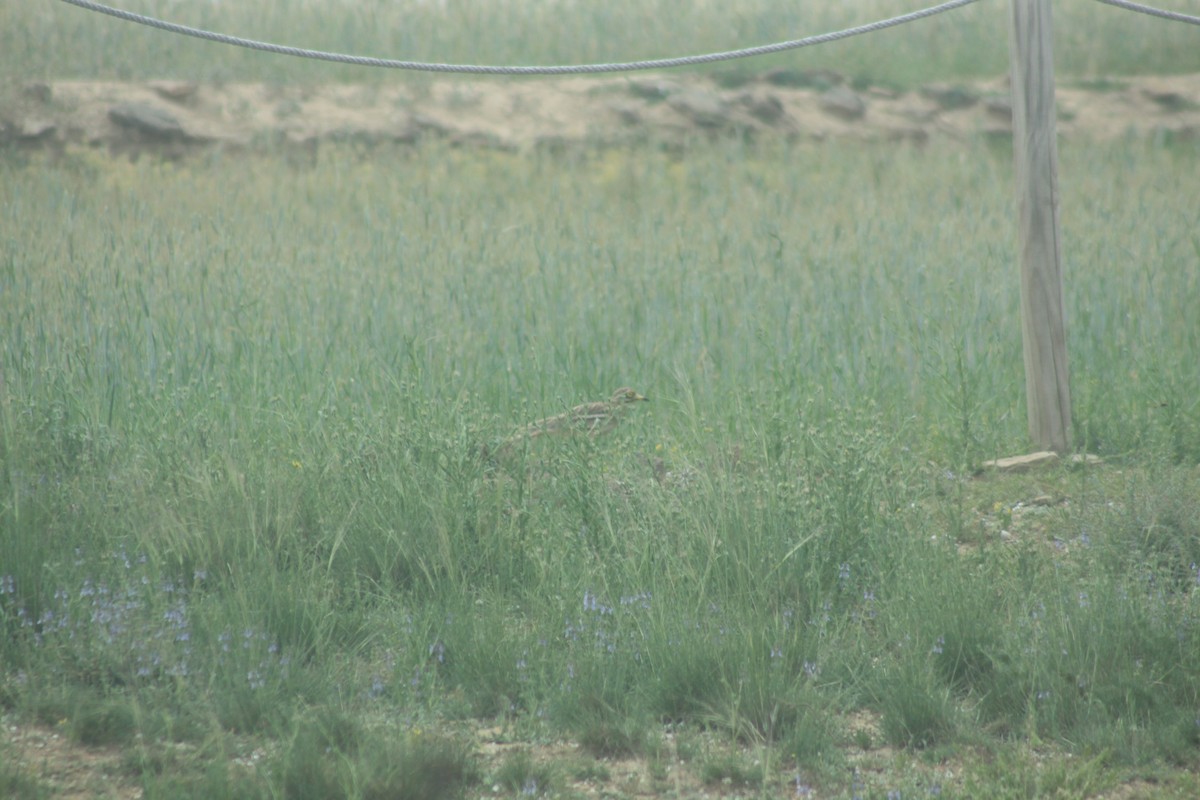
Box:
(610, 387), (649, 405)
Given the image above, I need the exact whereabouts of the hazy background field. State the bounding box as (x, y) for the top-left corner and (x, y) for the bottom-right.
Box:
(3, 1), (1200, 798)
(5, 0), (1200, 84)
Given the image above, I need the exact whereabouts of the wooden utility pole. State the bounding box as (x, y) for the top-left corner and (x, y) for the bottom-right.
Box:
(1009, 0), (1072, 453)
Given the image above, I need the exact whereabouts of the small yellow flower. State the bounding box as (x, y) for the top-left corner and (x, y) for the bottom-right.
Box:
(292, 460), (302, 470)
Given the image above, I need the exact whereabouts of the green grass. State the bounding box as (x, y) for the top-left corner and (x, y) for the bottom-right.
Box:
(5, 0), (1200, 87)
(2, 136), (1199, 797)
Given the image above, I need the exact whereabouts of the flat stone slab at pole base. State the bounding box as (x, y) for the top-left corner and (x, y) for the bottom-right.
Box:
(982, 451), (1103, 473)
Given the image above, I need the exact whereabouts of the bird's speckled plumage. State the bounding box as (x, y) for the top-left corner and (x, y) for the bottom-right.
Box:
(500, 387), (648, 455)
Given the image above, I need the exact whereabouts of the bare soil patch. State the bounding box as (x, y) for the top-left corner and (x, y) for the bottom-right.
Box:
(3, 718), (140, 800)
(4, 72), (1200, 159)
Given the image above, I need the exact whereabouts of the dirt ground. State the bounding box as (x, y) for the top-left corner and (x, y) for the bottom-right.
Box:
(3, 71), (1200, 159)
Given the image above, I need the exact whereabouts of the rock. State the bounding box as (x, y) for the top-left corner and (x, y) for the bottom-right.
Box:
(150, 81), (199, 103)
(607, 100), (642, 126)
(982, 451), (1059, 472)
(762, 68), (844, 90)
(1143, 89), (1191, 112)
(12, 118), (56, 141)
(865, 86), (900, 100)
(711, 70), (756, 90)
(108, 103), (187, 141)
(627, 79), (681, 102)
(984, 95), (1013, 120)
(667, 89), (730, 128)
(920, 83), (979, 110)
(738, 92), (784, 124)
(819, 86), (865, 121)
